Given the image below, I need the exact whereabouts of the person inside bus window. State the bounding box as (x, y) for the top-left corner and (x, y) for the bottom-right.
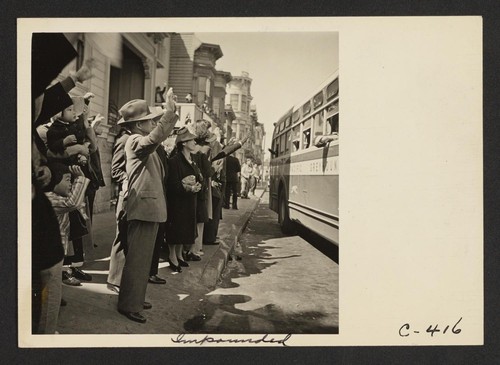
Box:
(326, 115), (339, 135)
(302, 129), (311, 149)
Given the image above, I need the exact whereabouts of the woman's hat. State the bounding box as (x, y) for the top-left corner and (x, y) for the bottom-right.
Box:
(175, 127), (197, 144)
(117, 99), (164, 125)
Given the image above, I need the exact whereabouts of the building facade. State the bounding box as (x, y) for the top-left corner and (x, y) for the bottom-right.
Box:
(168, 33), (232, 139)
(58, 32), (171, 212)
(226, 71), (252, 162)
(51, 33), (262, 213)
(225, 72), (265, 165)
(249, 105), (266, 165)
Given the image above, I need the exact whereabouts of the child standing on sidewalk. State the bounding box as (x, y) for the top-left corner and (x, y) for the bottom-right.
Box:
(41, 163), (89, 333)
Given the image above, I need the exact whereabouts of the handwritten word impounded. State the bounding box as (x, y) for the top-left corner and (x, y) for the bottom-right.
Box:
(171, 333), (292, 347)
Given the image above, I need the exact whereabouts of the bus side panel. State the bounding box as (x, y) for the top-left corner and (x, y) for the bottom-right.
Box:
(289, 175), (339, 244)
(289, 145), (339, 244)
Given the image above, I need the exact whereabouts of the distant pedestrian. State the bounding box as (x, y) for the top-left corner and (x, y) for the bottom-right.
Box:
(116, 92), (177, 324)
(224, 155), (241, 209)
(251, 164), (261, 195)
(240, 158), (253, 199)
(203, 137), (246, 245)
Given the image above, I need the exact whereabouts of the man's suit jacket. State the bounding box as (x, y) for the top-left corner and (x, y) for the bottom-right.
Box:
(124, 111), (178, 223)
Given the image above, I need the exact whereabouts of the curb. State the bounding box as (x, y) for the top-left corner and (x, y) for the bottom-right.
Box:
(199, 189), (266, 288)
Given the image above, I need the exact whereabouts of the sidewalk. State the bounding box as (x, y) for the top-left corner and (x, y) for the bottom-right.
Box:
(56, 189), (264, 334)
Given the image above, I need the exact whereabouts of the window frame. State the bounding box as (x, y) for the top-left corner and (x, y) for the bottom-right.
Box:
(302, 101), (311, 116)
(313, 91), (324, 109)
(326, 78), (339, 100)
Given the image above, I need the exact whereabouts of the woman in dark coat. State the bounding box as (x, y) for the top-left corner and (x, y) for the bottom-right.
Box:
(165, 127), (202, 272)
(189, 120), (216, 258)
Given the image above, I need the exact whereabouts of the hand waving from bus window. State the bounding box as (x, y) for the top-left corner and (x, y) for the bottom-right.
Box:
(314, 133), (338, 148)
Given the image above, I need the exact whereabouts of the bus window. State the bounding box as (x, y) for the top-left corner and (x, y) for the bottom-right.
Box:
(285, 130), (291, 152)
(303, 129), (311, 149)
(325, 100), (339, 135)
(302, 101), (311, 116)
(293, 109), (300, 123)
(313, 91), (323, 109)
(313, 111), (324, 139)
(285, 116), (291, 128)
(291, 125), (300, 151)
(279, 133), (286, 154)
(326, 114), (339, 135)
(302, 118), (312, 149)
(326, 78), (339, 100)
(274, 138), (280, 156)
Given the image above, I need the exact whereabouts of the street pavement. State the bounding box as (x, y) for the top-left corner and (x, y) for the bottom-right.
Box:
(182, 191), (339, 334)
(57, 189), (263, 334)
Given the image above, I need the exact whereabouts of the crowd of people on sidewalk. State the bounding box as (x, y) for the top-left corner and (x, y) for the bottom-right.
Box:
(31, 34), (263, 332)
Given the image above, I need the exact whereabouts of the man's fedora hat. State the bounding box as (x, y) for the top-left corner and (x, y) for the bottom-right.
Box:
(117, 99), (164, 125)
(175, 127), (197, 144)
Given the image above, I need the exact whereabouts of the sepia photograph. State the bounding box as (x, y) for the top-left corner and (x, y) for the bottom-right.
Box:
(28, 29), (339, 338)
(19, 17), (482, 348)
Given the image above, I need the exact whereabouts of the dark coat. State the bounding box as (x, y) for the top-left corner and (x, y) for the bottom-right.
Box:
(47, 118), (87, 155)
(192, 151), (215, 223)
(47, 117), (105, 189)
(111, 131), (130, 187)
(166, 152), (202, 245)
(225, 155), (241, 183)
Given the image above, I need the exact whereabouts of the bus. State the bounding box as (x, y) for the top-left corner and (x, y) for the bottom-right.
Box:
(269, 71), (339, 245)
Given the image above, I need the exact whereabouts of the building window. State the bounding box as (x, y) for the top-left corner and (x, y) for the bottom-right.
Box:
(76, 39), (85, 71)
(197, 77), (207, 104)
(241, 95), (247, 114)
(230, 94), (239, 111)
(213, 97), (221, 117)
(206, 78), (211, 97)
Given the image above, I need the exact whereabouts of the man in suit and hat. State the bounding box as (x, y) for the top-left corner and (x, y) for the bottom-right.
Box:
(116, 90), (178, 323)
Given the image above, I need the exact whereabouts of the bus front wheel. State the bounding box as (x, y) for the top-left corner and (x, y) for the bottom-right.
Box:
(278, 191), (295, 234)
